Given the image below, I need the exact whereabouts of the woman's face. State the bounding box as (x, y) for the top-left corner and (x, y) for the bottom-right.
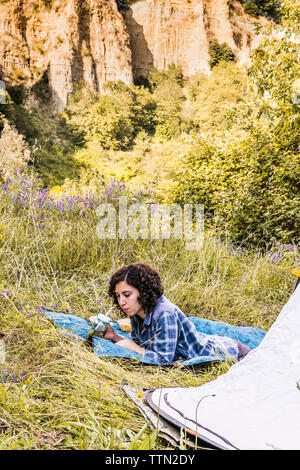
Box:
(115, 281), (145, 319)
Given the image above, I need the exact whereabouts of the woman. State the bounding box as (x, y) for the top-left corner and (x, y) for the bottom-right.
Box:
(103, 262), (250, 365)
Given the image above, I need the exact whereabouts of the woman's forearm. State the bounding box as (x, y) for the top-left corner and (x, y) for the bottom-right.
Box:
(115, 339), (145, 355)
(103, 324), (145, 355)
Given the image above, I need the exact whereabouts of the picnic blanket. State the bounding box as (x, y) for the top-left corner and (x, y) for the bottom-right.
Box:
(42, 309), (266, 366)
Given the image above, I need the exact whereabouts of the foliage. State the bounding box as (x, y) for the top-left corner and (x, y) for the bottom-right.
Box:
(148, 64), (184, 91)
(209, 41), (235, 69)
(148, 65), (185, 139)
(66, 81), (156, 151)
(237, 0), (281, 19)
(0, 85), (84, 186)
(184, 62), (252, 136)
(80, 96), (136, 150)
(153, 80), (184, 139)
(66, 66), (185, 146)
(172, 131), (299, 245)
(0, 118), (31, 180)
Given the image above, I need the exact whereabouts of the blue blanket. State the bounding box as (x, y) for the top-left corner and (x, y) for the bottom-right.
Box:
(42, 309), (266, 366)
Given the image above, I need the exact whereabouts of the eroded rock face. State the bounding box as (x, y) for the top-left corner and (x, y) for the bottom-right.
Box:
(0, 0), (267, 112)
(0, 0), (133, 111)
(122, 0), (267, 80)
(123, 0), (211, 78)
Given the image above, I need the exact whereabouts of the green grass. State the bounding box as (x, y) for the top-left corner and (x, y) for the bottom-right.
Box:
(0, 172), (298, 449)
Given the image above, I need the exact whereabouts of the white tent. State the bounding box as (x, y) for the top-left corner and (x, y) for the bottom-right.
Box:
(146, 284), (300, 450)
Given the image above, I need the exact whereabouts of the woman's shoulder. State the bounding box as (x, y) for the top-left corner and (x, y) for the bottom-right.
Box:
(152, 295), (183, 318)
(155, 295), (173, 309)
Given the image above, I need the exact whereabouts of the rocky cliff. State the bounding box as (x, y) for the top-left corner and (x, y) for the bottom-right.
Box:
(0, 0), (267, 112)
(123, 0), (267, 79)
(0, 0), (133, 112)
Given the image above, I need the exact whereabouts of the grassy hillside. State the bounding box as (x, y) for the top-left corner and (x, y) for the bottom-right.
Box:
(0, 173), (298, 449)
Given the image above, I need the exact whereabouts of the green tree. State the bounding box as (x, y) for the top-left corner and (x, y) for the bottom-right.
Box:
(209, 41), (235, 69)
(239, 0), (280, 19)
(248, 0), (299, 153)
(148, 63), (184, 91)
(66, 81), (156, 150)
(171, 0), (300, 245)
(185, 62), (251, 136)
(146, 64), (185, 139)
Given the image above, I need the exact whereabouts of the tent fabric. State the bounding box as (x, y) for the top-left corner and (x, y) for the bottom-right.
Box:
(42, 310), (265, 366)
(120, 381), (208, 449)
(146, 285), (300, 449)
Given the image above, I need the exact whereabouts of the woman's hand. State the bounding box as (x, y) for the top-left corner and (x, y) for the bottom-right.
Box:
(103, 323), (124, 343)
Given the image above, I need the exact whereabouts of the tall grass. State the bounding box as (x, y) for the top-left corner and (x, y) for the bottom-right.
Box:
(0, 172), (298, 449)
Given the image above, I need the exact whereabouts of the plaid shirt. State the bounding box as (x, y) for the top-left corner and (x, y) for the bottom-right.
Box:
(130, 296), (239, 365)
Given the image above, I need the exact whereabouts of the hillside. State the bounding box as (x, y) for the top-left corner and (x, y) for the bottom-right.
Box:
(0, 0), (267, 111)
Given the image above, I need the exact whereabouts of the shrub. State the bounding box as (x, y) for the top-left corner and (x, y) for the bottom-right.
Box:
(0, 83), (85, 186)
(243, 1), (260, 16)
(171, 129), (299, 246)
(152, 78), (185, 139)
(209, 41), (235, 69)
(66, 81), (156, 151)
(80, 96), (136, 150)
(148, 63), (184, 91)
(184, 62), (251, 136)
(0, 118), (31, 180)
(238, 0), (280, 19)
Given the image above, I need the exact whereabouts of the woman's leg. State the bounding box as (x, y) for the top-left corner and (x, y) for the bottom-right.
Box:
(236, 340), (251, 360)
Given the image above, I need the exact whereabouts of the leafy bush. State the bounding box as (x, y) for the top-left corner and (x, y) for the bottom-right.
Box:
(209, 41), (235, 69)
(243, 1), (260, 16)
(0, 85), (85, 186)
(172, 131), (299, 245)
(238, 0), (280, 19)
(148, 63), (184, 91)
(0, 118), (31, 180)
(184, 62), (251, 136)
(66, 69), (185, 146)
(81, 96), (136, 150)
(153, 81), (185, 139)
(66, 81), (156, 151)
(149, 65), (185, 139)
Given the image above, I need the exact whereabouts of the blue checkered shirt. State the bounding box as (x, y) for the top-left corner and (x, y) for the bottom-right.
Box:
(130, 296), (239, 365)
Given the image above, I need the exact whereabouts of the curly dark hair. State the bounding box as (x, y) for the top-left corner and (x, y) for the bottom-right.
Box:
(108, 263), (164, 315)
